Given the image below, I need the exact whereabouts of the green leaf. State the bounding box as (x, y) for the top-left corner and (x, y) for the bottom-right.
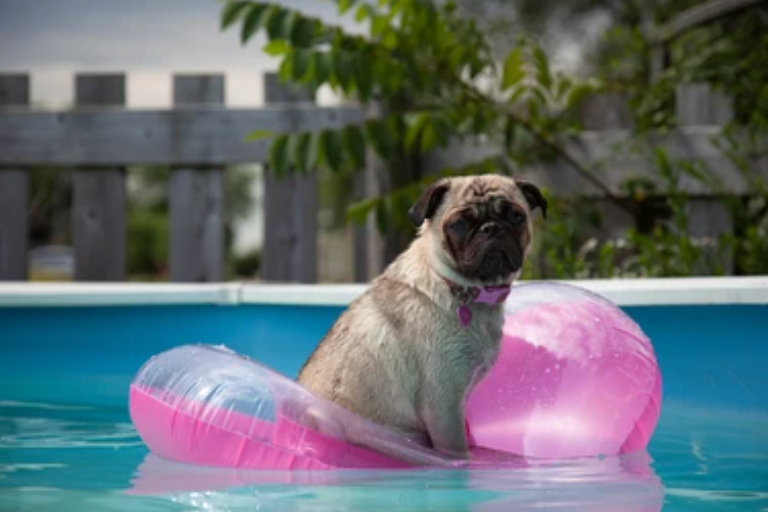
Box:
(382, 30), (398, 49)
(318, 129), (344, 172)
(533, 44), (552, 91)
(240, 4), (271, 44)
(268, 134), (291, 177)
(310, 51), (332, 85)
(404, 113), (430, 152)
(244, 129), (274, 142)
(277, 52), (295, 82)
(220, 1), (250, 30)
(338, 0), (356, 15)
(419, 119), (437, 153)
(263, 39), (290, 56)
(426, 114), (451, 152)
(365, 119), (394, 160)
(342, 125), (366, 168)
(448, 45), (465, 70)
(289, 15), (315, 47)
(291, 49), (312, 81)
(371, 14), (390, 37)
(347, 197), (378, 225)
(501, 47), (525, 90)
(265, 7), (290, 40)
(375, 197), (390, 233)
(333, 50), (354, 91)
(469, 56), (485, 79)
(566, 81), (599, 109)
(354, 4), (375, 22)
(353, 54), (374, 100)
(294, 131), (315, 174)
(552, 74), (573, 102)
(503, 117), (515, 151)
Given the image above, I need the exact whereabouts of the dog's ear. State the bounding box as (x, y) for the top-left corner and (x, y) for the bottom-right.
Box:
(408, 180), (451, 227)
(516, 179), (548, 219)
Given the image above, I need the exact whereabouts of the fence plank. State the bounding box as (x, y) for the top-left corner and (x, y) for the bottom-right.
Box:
(0, 107), (367, 167)
(0, 170), (28, 280)
(0, 75), (30, 106)
(261, 73), (318, 283)
(676, 83), (735, 273)
(169, 74), (225, 282)
(72, 74), (126, 281)
(580, 92), (633, 130)
(577, 92), (635, 246)
(676, 83), (733, 126)
(0, 75), (30, 280)
(352, 170), (369, 282)
(351, 101), (392, 281)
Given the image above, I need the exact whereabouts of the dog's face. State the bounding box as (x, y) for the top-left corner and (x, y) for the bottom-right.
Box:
(409, 175), (547, 285)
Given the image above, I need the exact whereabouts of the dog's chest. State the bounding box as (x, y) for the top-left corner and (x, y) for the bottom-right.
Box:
(433, 304), (504, 374)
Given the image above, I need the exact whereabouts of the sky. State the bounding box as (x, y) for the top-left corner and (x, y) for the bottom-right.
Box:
(0, 0), (603, 109)
(0, 0), (350, 108)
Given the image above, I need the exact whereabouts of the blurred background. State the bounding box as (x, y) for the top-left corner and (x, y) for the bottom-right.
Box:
(1, 0), (766, 283)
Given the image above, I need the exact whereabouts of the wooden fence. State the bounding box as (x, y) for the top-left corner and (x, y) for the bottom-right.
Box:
(0, 72), (366, 282)
(1, 71), (766, 282)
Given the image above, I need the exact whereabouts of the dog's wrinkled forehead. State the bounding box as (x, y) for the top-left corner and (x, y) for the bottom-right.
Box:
(441, 177), (526, 215)
(408, 175), (546, 228)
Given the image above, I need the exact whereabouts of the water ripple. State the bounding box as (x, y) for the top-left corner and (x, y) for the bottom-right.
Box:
(0, 411), (142, 449)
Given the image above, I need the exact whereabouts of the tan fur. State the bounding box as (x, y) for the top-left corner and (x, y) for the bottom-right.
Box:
(298, 175), (541, 459)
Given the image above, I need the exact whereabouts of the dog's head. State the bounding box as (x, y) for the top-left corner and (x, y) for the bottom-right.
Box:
(409, 175), (546, 285)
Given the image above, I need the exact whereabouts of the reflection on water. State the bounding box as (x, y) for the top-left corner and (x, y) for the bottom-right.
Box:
(2, 400), (768, 512)
(128, 451), (664, 512)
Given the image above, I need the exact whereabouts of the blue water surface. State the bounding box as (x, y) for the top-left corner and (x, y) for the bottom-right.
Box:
(1, 302), (767, 511)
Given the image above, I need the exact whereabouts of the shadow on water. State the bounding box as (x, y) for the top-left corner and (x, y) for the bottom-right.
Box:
(127, 451), (664, 512)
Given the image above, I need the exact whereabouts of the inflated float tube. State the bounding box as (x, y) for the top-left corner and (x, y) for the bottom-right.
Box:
(129, 282), (661, 469)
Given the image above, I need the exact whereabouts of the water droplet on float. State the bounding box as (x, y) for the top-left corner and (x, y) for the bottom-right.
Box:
(545, 368), (551, 374)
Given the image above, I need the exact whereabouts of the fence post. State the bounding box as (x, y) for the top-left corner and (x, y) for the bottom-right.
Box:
(0, 74), (30, 281)
(676, 82), (734, 273)
(72, 73), (126, 281)
(353, 101), (390, 281)
(649, 44), (669, 84)
(169, 74), (226, 282)
(353, 99), (411, 281)
(578, 92), (635, 243)
(260, 73), (318, 283)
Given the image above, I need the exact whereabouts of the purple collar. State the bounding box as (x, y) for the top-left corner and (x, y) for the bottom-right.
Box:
(440, 277), (511, 327)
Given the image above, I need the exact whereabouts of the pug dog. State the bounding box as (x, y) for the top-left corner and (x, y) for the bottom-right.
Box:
(298, 174), (547, 459)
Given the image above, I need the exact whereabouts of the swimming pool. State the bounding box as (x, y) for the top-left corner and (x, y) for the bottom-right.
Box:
(1, 278), (767, 511)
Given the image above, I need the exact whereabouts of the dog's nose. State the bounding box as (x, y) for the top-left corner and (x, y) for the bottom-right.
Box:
(480, 222), (499, 235)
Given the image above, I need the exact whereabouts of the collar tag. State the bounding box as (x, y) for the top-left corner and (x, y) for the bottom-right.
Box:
(445, 280), (511, 328)
(457, 304), (473, 327)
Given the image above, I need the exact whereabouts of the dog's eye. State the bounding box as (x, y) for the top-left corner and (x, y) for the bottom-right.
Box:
(493, 199), (510, 215)
(448, 218), (469, 237)
(511, 211), (526, 224)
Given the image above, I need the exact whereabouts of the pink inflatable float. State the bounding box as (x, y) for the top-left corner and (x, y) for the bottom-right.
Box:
(129, 282), (661, 470)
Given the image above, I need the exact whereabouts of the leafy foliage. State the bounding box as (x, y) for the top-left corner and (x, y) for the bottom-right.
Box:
(221, 0), (768, 280)
(223, 0), (613, 231)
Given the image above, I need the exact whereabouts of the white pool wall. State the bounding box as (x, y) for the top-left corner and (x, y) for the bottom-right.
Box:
(0, 277), (767, 307)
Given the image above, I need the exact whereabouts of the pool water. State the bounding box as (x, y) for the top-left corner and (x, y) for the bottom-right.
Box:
(2, 292), (768, 512)
(1, 399), (766, 512)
